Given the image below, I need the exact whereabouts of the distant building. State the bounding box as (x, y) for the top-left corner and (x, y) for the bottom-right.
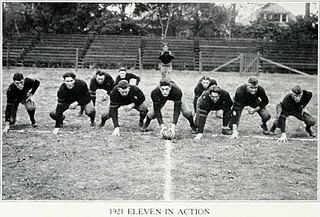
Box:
(239, 3), (297, 26)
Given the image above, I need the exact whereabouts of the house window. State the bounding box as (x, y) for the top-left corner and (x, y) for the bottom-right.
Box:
(273, 14), (280, 22)
(282, 14), (287, 22)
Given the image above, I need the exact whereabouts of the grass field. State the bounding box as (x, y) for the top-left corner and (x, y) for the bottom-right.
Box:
(1, 67), (318, 200)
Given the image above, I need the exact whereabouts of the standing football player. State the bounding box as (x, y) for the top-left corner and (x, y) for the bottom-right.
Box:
(159, 43), (175, 78)
(141, 78), (196, 138)
(114, 67), (141, 86)
(78, 70), (114, 116)
(193, 86), (233, 140)
(269, 85), (316, 142)
(98, 80), (148, 136)
(3, 73), (40, 134)
(50, 72), (95, 134)
(230, 76), (271, 139)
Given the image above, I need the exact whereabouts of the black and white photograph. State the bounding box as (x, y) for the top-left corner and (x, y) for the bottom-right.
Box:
(1, 1), (319, 216)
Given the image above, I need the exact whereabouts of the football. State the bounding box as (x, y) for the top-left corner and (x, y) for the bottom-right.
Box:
(161, 128), (174, 140)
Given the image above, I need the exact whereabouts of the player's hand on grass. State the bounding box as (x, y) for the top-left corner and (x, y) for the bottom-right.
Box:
(123, 103), (135, 112)
(112, 127), (120, 136)
(193, 133), (203, 140)
(69, 102), (78, 110)
(160, 124), (166, 137)
(230, 130), (238, 139)
(277, 133), (287, 143)
(53, 128), (60, 135)
(3, 122), (10, 134)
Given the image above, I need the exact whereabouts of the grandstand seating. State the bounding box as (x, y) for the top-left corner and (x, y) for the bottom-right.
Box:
(22, 34), (91, 67)
(142, 37), (195, 70)
(82, 35), (141, 69)
(199, 38), (258, 71)
(260, 42), (318, 74)
(2, 34), (38, 66)
(2, 34), (317, 74)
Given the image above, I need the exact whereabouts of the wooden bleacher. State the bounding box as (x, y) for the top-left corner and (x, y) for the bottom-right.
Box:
(2, 34), (38, 66)
(22, 34), (91, 67)
(82, 35), (141, 69)
(141, 37), (195, 70)
(199, 38), (258, 71)
(261, 42), (317, 74)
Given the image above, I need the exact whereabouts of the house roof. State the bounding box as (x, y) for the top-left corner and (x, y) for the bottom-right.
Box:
(260, 3), (292, 14)
(238, 3), (297, 25)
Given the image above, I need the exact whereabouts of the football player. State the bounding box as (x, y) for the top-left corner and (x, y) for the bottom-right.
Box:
(194, 86), (233, 140)
(159, 43), (175, 78)
(114, 67), (140, 86)
(78, 70), (114, 116)
(98, 80), (148, 137)
(269, 85), (316, 142)
(3, 73), (40, 134)
(49, 72), (95, 134)
(230, 76), (271, 139)
(141, 78), (196, 138)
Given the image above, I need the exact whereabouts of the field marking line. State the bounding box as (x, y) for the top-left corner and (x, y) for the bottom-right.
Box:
(211, 134), (317, 142)
(164, 140), (173, 201)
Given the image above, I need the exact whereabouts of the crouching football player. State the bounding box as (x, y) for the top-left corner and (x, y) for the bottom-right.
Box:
(193, 75), (217, 112)
(230, 76), (271, 139)
(98, 80), (148, 136)
(141, 78), (196, 138)
(3, 73), (40, 134)
(50, 72), (96, 134)
(269, 85), (316, 142)
(194, 86), (233, 140)
(114, 67), (141, 86)
(78, 70), (114, 116)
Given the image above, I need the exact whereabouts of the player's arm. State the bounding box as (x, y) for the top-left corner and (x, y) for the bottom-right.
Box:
(257, 87), (269, 110)
(4, 88), (15, 131)
(230, 90), (242, 139)
(114, 76), (120, 86)
(131, 73), (141, 85)
(29, 78), (40, 95)
(301, 91), (312, 113)
(89, 78), (97, 105)
(76, 81), (91, 107)
(110, 103), (120, 136)
(222, 92), (233, 128)
(153, 101), (164, 126)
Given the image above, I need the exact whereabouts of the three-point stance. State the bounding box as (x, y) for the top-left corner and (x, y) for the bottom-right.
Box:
(50, 72), (96, 134)
(3, 73), (40, 134)
(114, 67), (141, 86)
(159, 44), (175, 78)
(269, 85), (316, 142)
(142, 78), (196, 138)
(194, 86), (233, 140)
(98, 80), (148, 136)
(230, 76), (271, 139)
(78, 70), (114, 116)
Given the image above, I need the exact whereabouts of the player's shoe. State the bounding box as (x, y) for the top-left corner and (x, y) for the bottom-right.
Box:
(269, 124), (276, 135)
(191, 127), (197, 134)
(306, 126), (316, 137)
(90, 121), (96, 127)
(139, 119), (144, 128)
(260, 123), (269, 135)
(221, 128), (232, 135)
(32, 122), (38, 128)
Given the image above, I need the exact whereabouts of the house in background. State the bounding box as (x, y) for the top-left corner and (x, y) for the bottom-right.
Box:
(239, 3), (297, 26)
